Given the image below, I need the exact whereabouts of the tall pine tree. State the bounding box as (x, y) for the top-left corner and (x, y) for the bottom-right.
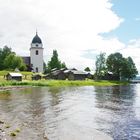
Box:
(47, 50), (62, 71)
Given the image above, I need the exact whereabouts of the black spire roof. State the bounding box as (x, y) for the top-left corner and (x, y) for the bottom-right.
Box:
(32, 32), (42, 44)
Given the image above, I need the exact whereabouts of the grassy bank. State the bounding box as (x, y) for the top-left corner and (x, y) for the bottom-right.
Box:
(0, 70), (33, 76)
(0, 79), (128, 87)
(0, 71), (33, 81)
(0, 71), (128, 87)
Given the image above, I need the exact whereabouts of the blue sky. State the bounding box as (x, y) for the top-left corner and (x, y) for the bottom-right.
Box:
(104, 0), (140, 43)
(0, 0), (140, 72)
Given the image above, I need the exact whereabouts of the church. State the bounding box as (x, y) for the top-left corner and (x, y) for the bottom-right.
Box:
(22, 32), (44, 73)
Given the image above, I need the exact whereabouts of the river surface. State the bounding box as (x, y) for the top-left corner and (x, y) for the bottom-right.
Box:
(0, 84), (140, 140)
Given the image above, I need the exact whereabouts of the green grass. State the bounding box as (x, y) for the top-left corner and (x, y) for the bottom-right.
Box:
(0, 71), (33, 81)
(0, 79), (128, 87)
(0, 71), (128, 87)
(0, 70), (10, 76)
(0, 70), (33, 76)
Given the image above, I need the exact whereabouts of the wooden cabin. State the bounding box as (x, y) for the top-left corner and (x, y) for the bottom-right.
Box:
(6, 73), (22, 81)
(51, 70), (66, 80)
(32, 74), (42, 80)
(64, 70), (87, 80)
(45, 68), (88, 81)
(44, 68), (67, 80)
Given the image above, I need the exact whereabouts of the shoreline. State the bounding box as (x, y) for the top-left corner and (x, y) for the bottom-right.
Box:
(0, 80), (129, 91)
(0, 86), (29, 91)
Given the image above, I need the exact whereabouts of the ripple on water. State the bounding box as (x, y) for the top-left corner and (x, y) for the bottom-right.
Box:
(0, 85), (140, 139)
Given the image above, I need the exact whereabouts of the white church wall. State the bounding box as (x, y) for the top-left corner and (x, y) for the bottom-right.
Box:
(30, 47), (44, 73)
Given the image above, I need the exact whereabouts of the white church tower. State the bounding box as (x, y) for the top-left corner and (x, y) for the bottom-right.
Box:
(30, 32), (44, 73)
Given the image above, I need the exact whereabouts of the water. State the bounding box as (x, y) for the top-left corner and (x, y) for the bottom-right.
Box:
(0, 84), (140, 140)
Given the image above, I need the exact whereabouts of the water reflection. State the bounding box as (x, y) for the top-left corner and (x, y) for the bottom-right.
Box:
(95, 85), (138, 140)
(0, 85), (140, 139)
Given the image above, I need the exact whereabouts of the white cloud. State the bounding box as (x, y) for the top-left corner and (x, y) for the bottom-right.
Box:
(120, 39), (140, 74)
(0, 0), (124, 70)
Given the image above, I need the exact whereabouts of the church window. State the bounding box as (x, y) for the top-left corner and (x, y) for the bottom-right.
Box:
(36, 50), (38, 55)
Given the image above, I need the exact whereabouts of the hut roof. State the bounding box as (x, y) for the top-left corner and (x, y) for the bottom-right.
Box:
(8, 73), (22, 77)
(51, 70), (63, 76)
(64, 69), (87, 75)
(51, 68), (58, 72)
(73, 71), (87, 75)
(60, 68), (67, 71)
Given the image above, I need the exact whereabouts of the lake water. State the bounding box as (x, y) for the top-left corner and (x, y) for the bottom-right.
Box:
(0, 84), (140, 140)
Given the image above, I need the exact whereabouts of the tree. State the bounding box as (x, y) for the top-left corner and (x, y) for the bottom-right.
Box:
(84, 67), (91, 72)
(47, 50), (61, 70)
(15, 56), (27, 71)
(106, 52), (138, 80)
(47, 50), (67, 72)
(95, 52), (106, 79)
(121, 57), (138, 80)
(4, 53), (26, 70)
(61, 62), (67, 69)
(43, 62), (47, 73)
(127, 57), (138, 79)
(0, 46), (12, 70)
(106, 52), (124, 80)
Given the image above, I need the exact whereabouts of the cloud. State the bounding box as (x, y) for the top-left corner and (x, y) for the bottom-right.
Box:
(120, 39), (140, 73)
(0, 0), (124, 70)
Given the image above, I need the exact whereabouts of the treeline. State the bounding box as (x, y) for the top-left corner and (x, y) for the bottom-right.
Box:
(45, 50), (91, 73)
(0, 46), (26, 71)
(0, 46), (138, 81)
(95, 52), (138, 80)
(45, 50), (138, 81)
(0, 46), (66, 73)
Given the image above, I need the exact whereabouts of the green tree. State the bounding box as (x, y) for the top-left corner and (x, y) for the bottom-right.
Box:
(43, 62), (47, 73)
(0, 46), (12, 70)
(121, 57), (138, 80)
(47, 50), (61, 70)
(84, 67), (91, 72)
(106, 53), (138, 80)
(95, 52), (106, 79)
(61, 62), (67, 68)
(106, 52), (124, 80)
(4, 53), (26, 70)
(47, 50), (67, 72)
(15, 56), (27, 71)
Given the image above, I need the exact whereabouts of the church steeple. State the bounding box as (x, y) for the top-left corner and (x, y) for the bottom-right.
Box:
(30, 31), (44, 73)
(31, 31), (42, 44)
(36, 29), (38, 35)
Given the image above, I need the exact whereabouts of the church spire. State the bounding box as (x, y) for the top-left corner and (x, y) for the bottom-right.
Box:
(31, 30), (42, 44)
(36, 29), (38, 35)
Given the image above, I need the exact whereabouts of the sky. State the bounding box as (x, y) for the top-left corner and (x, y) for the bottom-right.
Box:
(0, 0), (140, 72)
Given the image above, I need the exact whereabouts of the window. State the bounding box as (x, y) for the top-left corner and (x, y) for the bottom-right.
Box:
(36, 50), (38, 55)
(36, 67), (38, 72)
(36, 44), (38, 47)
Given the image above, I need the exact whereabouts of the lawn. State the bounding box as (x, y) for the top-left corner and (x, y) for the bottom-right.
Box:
(0, 79), (128, 87)
(0, 71), (128, 87)
(0, 70), (33, 81)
